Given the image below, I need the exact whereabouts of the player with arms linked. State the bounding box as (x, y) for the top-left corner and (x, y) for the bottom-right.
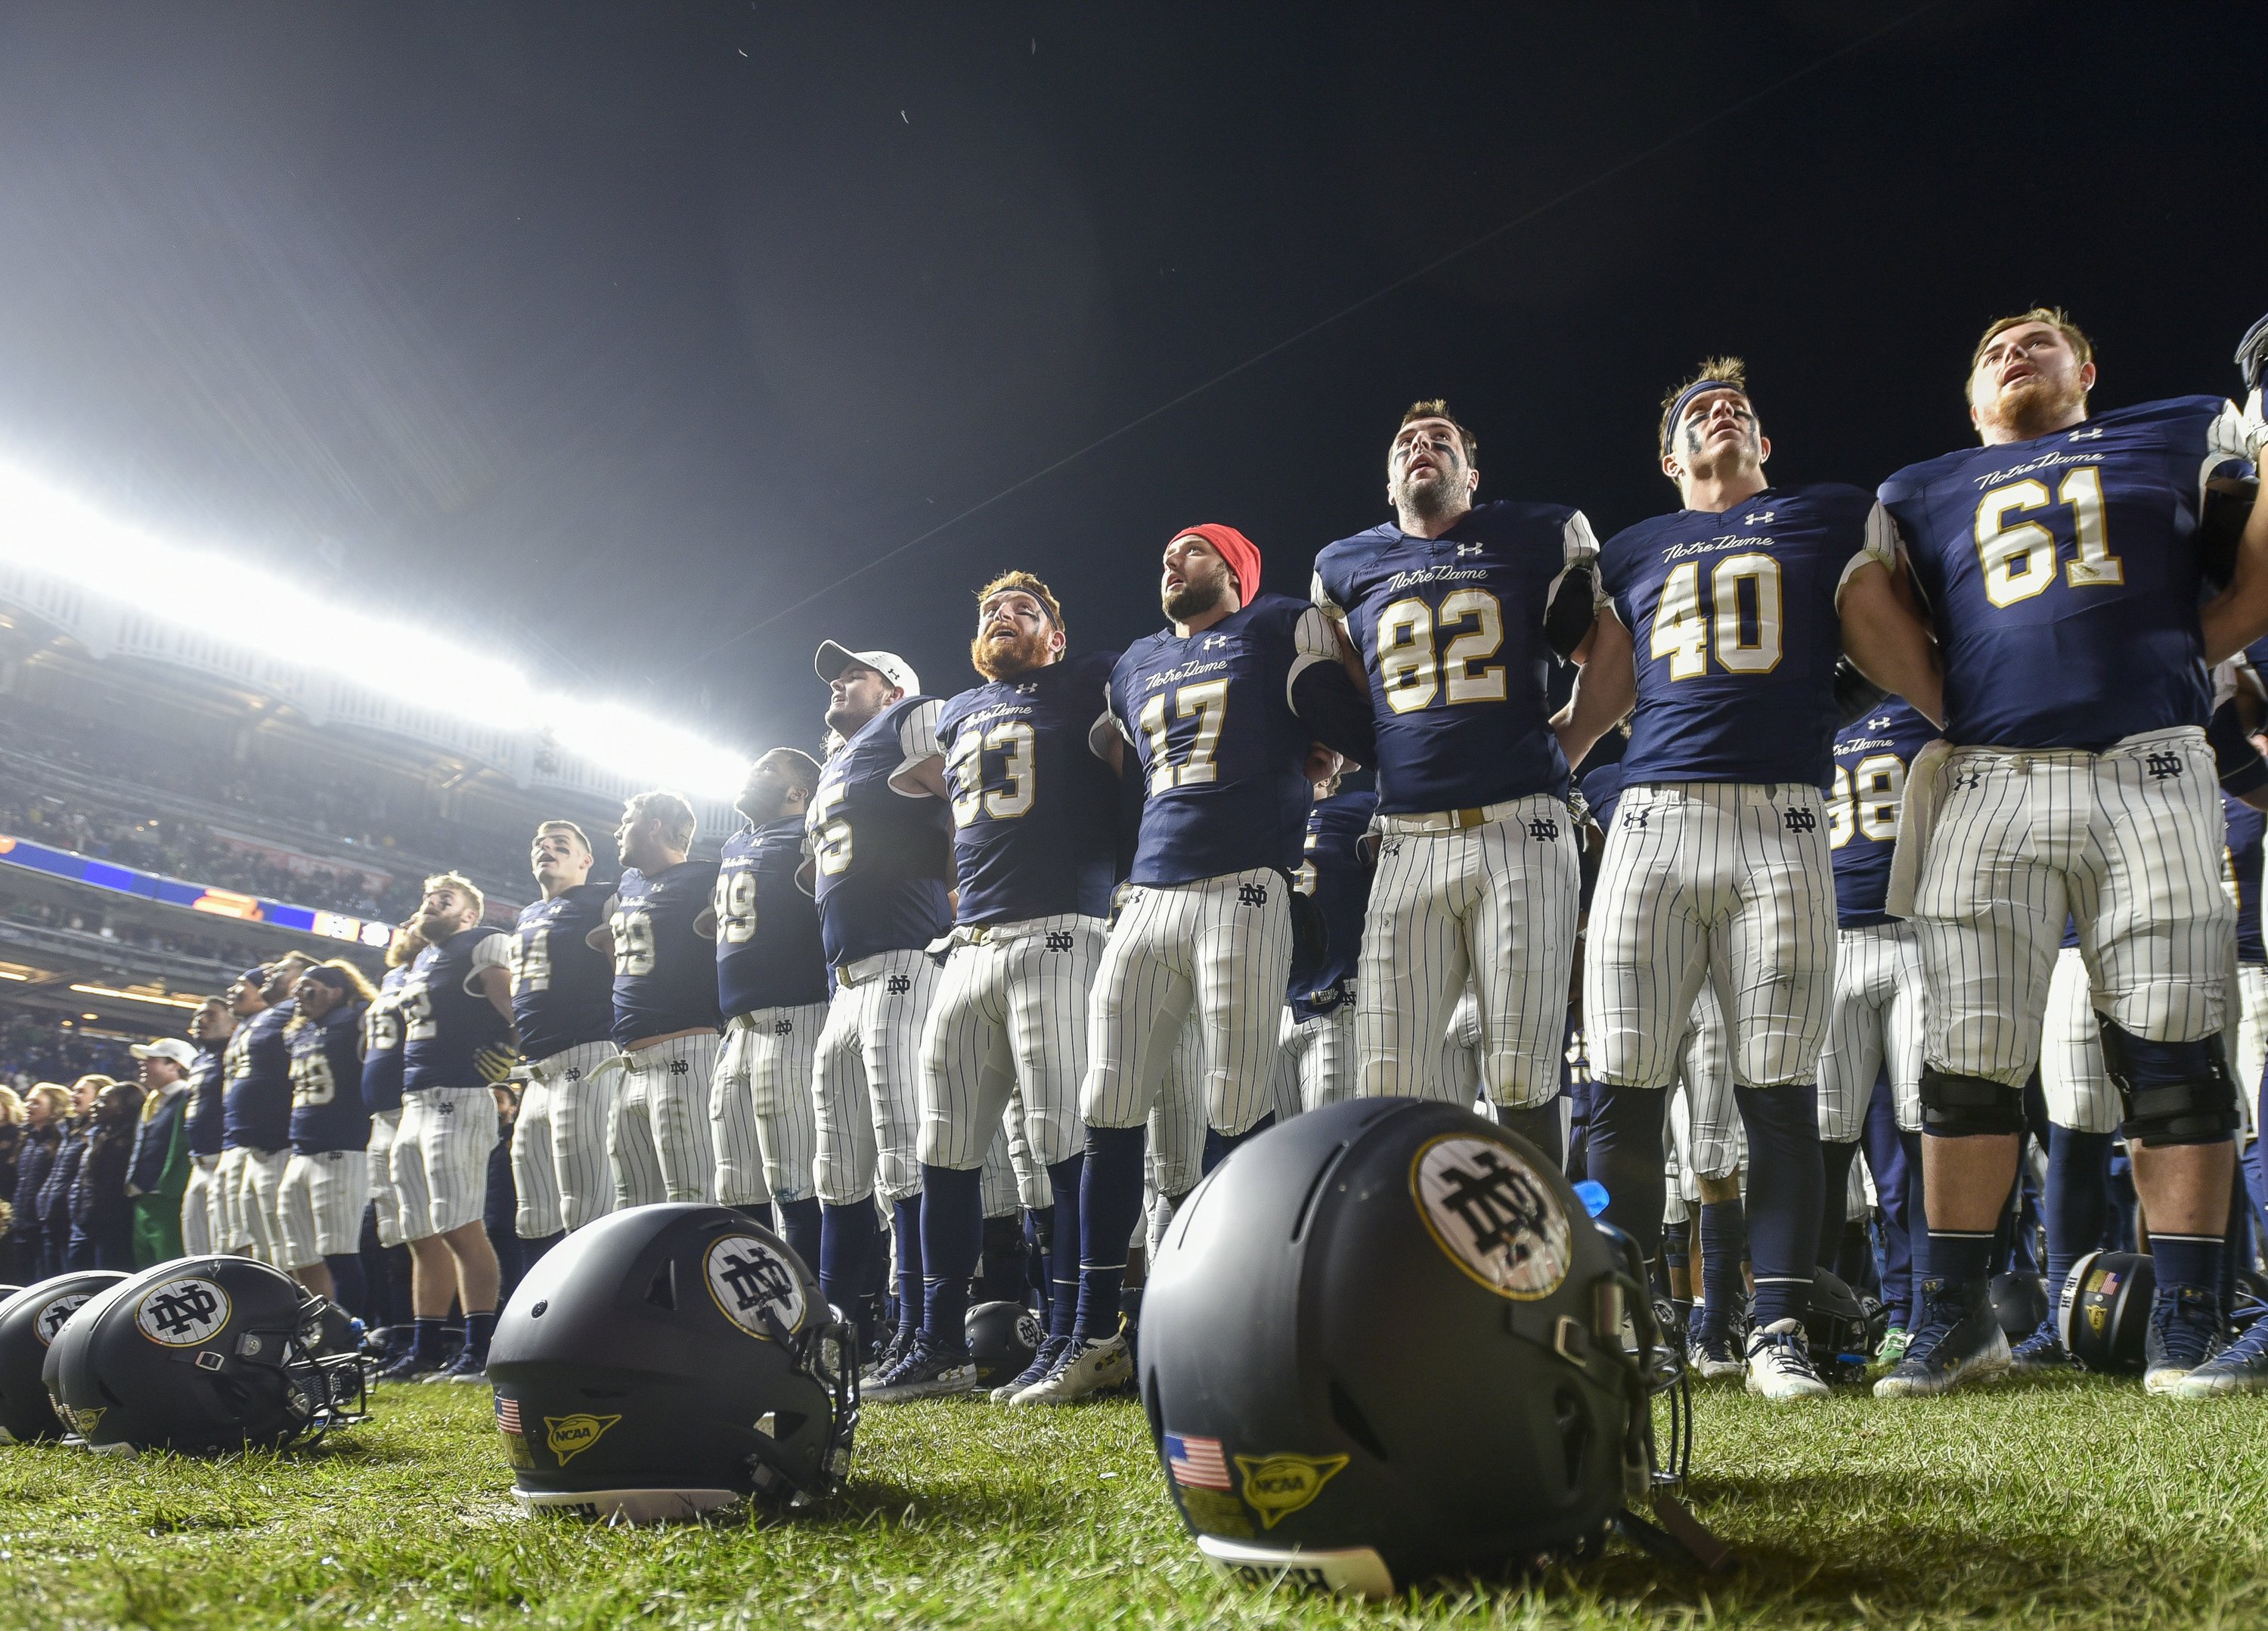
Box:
(382, 873), (514, 1384)
(805, 643), (956, 1378)
(509, 820), (619, 1242)
(1859, 309), (2268, 1399)
(711, 747), (829, 1267)
(1282, 765), (1377, 1110)
(279, 962), (375, 1313)
(600, 791), (723, 1208)
(222, 953), (313, 1265)
(1313, 400), (1597, 1152)
(1560, 358), (1942, 1400)
(866, 572), (1119, 1402)
(176, 994), (233, 1257)
(1015, 525), (1360, 1405)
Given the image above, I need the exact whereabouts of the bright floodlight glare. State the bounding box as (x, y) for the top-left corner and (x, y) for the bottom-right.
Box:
(0, 461), (750, 798)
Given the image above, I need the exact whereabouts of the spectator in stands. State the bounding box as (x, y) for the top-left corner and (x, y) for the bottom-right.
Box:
(69, 1078), (144, 1270)
(125, 1038), (197, 1267)
(36, 1076), (107, 1277)
(0, 1085), (21, 1260)
(8, 1084), (66, 1282)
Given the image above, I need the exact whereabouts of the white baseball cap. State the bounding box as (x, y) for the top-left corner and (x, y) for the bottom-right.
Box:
(130, 1038), (197, 1067)
(815, 640), (918, 696)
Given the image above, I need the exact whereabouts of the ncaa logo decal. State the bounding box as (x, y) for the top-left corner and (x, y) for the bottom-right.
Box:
(544, 1413), (620, 1466)
(1235, 1452), (1349, 1530)
(1409, 1135), (1572, 1301)
(135, 1276), (232, 1347)
(704, 1233), (807, 1340)
(34, 1293), (92, 1347)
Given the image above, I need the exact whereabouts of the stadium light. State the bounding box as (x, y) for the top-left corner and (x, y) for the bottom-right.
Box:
(0, 461), (751, 798)
(69, 983), (206, 1009)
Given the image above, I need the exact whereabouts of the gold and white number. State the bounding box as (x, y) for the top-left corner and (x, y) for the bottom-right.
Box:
(507, 929), (551, 995)
(1137, 679), (1230, 793)
(609, 908), (657, 977)
(1650, 555), (1783, 679)
(1973, 466), (2121, 609)
(808, 780), (854, 876)
(713, 868), (760, 945)
(947, 721), (1037, 824)
(1827, 753), (1905, 848)
(290, 1050), (336, 1109)
(1374, 590), (1506, 713)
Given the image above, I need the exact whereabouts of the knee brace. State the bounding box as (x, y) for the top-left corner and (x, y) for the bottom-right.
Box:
(1918, 1066), (2026, 1138)
(2096, 1019), (2241, 1146)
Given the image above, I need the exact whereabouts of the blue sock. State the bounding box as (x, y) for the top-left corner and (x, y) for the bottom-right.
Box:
(917, 1164), (982, 1347)
(1201, 1112), (1275, 1177)
(818, 1200), (880, 1320)
(1899, 1128), (1927, 1291)
(411, 1315), (445, 1361)
(1588, 1083), (1672, 1261)
(2153, 1230), (2224, 1301)
(2043, 1125), (2112, 1316)
(463, 1308), (497, 1363)
(1736, 1081), (1821, 1328)
(1925, 1228), (1995, 1288)
(773, 1195), (822, 1273)
(1074, 1127), (1146, 1344)
(1495, 1101), (1564, 1167)
(323, 1252), (367, 1319)
(1044, 1154), (1083, 1342)
(1817, 1139), (1860, 1269)
(892, 1197), (924, 1328)
(981, 1213), (1032, 1304)
(1697, 1198), (1746, 1341)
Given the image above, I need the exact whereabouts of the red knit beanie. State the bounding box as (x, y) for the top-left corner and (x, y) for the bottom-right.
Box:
(1173, 523), (1261, 607)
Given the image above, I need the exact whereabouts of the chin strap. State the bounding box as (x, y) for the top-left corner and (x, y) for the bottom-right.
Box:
(743, 1303), (861, 1508)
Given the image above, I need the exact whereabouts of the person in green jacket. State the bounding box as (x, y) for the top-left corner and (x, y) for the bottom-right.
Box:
(126, 1039), (197, 1268)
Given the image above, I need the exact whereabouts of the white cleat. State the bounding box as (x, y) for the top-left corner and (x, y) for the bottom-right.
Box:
(1008, 1333), (1131, 1406)
(1745, 1317), (1830, 1401)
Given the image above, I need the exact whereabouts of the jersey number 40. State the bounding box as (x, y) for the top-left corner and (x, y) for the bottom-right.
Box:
(1650, 556), (1783, 679)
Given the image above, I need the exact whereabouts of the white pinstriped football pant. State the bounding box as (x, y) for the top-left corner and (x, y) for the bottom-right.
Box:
(2040, 947), (2257, 1136)
(1280, 998), (1356, 1112)
(278, 1149), (367, 1266)
(1666, 981), (1740, 1206)
(180, 1152), (221, 1257)
(919, 914), (1101, 1175)
(1082, 868), (1290, 1138)
(1586, 782), (1836, 1093)
(609, 1033), (719, 1208)
(1143, 1010), (1207, 1255)
(712, 1006), (824, 1208)
(1356, 796), (1580, 1108)
(514, 1039), (619, 1235)
(365, 1110), (402, 1247)
(814, 947), (939, 1207)
(1816, 919), (1925, 1139)
(1913, 728), (2232, 1087)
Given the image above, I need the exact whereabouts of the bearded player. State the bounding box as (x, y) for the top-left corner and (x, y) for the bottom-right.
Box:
(866, 572), (1119, 1402)
(1013, 525), (1360, 1405)
(1861, 308), (2268, 1398)
(1312, 401), (1598, 1155)
(1560, 358), (1942, 1400)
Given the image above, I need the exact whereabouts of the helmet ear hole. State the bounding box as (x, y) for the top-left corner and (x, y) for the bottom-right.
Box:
(1553, 1387), (1591, 1493)
(1328, 1372), (1387, 1462)
(646, 1263), (677, 1310)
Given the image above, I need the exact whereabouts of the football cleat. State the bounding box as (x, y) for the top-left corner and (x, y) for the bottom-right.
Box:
(864, 1333), (978, 1403)
(1687, 1328), (1746, 1382)
(2010, 1318), (2075, 1372)
(1873, 1278), (2011, 1398)
(1745, 1318), (1830, 1401)
(992, 1333), (1069, 1403)
(2173, 1316), (2268, 1398)
(2143, 1287), (2223, 1397)
(1875, 1326), (1910, 1367)
(374, 1350), (442, 1384)
(422, 1347), (487, 1385)
(1008, 1332), (1130, 1405)
(861, 1320), (913, 1384)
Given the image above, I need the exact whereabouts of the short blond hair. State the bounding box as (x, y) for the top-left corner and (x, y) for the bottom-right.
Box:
(624, 790), (698, 852)
(0, 1084), (21, 1126)
(1971, 306), (2093, 375)
(1657, 356), (1749, 454)
(421, 871), (486, 919)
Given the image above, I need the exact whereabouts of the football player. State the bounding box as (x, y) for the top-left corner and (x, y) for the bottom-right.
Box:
(805, 643), (953, 1375)
(866, 573), (1117, 1402)
(1560, 358), (1941, 1400)
(279, 963), (375, 1312)
(360, 923), (423, 1317)
(601, 791), (723, 1209)
(712, 748), (829, 1268)
(177, 994), (234, 1257)
(222, 953), (314, 1266)
(510, 820), (619, 1238)
(1281, 765), (1376, 1112)
(1860, 308), (2268, 1398)
(382, 873), (513, 1384)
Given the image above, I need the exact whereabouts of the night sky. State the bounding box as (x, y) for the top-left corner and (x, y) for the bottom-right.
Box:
(0, 2), (2257, 761)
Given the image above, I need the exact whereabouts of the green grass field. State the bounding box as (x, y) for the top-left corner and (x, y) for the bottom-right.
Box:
(3, 1375), (2265, 1630)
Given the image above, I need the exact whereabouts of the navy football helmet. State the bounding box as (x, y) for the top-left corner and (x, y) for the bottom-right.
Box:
(42, 1257), (366, 1454)
(485, 1204), (855, 1522)
(0, 1272), (126, 1443)
(965, 1299), (1042, 1391)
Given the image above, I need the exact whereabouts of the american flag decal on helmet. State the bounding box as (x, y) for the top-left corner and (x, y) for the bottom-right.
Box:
(1163, 1431), (1231, 1490)
(494, 1395), (522, 1434)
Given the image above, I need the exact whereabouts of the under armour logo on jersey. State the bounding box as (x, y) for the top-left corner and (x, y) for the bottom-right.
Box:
(2146, 752), (2183, 780)
(1014, 681), (1039, 695)
(1045, 931), (1075, 951)
(1202, 634), (1230, 650)
(1953, 769), (1984, 790)
(1783, 807), (1817, 833)
(1621, 808), (1648, 829)
(669, 1058), (690, 1075)
(2068, 426), (2104, 441)
(888, 973), (912, 994)
(773, 1018), (793, 1035)
(1526, 815), (1559, 842)
(1867, 715), (1892, 729)
(1455, 542), (1483, 557)
(1743, 510), (1776, 524)
(1237, 882), (1269, 907)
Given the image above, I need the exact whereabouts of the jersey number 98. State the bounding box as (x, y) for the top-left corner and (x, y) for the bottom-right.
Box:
(1827, 753), (1904, 848)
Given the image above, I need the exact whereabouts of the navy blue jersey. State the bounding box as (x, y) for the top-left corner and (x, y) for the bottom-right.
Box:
(401, 927), (514, 1093)
(1313, 501), (1597, 814)
(510, 883), (618, 1061)
(1880, 397), (2254, 749)
(1111, 593), (1334, 885)
(360, 966), (408, 1116)
(2227, 792), (2265, 966)
(1828, 699), (1941, 927)
(184, 1039), (228, 1158)
(808, 696), (954, 963)
(289, 1003), (372, 1154)
(1289, 789), (1377, 1020)
(222, 1003), (294, 1152)
(1601, 484), (1885, 789)
(715, 817), (829, 1015)
(609, 860), (723, 1044)
(939, 650), (1123, 924)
